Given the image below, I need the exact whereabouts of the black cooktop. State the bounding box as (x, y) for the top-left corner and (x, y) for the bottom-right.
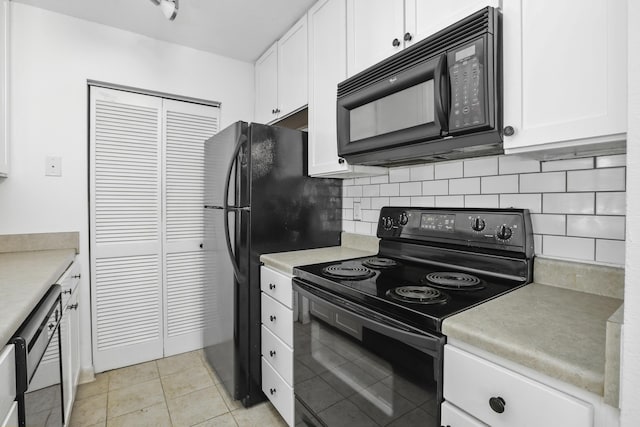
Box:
(293, 255), (528, 333)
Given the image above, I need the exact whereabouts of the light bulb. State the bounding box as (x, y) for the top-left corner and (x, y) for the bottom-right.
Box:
(159, 0), (178, 21)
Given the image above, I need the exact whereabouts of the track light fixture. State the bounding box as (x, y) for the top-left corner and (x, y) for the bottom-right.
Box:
(149, 0), (179, 21)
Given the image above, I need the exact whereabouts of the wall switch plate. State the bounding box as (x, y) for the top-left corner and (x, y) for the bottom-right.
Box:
(353, 201), (362, 221)
(45, 156), (62, 177)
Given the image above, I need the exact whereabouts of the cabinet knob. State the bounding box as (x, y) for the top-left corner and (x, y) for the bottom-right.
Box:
(275, 108), (280, 114)
(338, 158), (345, 164)
(503, 126), (515, 136)
(269, 350), (276, 357)
(72, 274), (81, 279)
(269, 315), (276, 322)
(403, 32), (413, 42)
(271, 109), (276, 114)
(489, 396), (506, 413)
(69, 303), (79, 310)
(269, 283), (276, 290)
(199, 243), (204, 249)
(269, 388), (276, 395)
(392, 38), (401, 47)
(63, 289), (72, 295)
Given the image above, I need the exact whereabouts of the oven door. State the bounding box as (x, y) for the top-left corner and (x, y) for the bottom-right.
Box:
(337, 53), (448, 158)
(293, 279), (444, 427)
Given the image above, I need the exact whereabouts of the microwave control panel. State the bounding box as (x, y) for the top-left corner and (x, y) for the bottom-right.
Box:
(448, 38), (486, 131)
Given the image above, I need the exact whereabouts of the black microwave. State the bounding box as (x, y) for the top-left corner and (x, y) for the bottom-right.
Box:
(337, 7), (502, 166)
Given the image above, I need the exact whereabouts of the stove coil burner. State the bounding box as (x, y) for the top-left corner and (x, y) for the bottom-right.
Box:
(386, 286), (449, 305)
(322, 265), (376, 280)
(361, 257), (399, 269)
(423, 272), (484, 291)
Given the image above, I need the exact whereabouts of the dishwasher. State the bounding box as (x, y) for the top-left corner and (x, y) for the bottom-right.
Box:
(12, 285), (64, 427)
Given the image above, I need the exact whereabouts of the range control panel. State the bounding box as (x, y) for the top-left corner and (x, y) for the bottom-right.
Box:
(377, 207), (533, 253)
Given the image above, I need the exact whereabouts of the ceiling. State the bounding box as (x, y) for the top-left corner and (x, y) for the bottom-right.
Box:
(12, 0), (317, 62)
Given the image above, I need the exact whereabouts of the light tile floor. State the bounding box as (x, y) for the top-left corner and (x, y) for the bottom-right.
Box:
(69, 350), (288, 427)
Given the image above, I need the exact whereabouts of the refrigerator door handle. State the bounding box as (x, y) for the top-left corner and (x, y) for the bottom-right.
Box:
(223, 133), (248, 282)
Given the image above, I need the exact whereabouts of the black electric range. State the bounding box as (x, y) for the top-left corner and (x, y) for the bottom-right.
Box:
(293, 206), (535, 334)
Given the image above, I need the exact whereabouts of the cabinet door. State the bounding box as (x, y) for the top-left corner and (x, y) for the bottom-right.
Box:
(346, 0), (404, 77)
(503, 0), (626, 153)
(278, 15), (308, 118)
(255, 42), (279, 124)
(405, 0), (498, 47)
(61, 302), (73, 422)
(441, 401), (488, 427)
(0, 0), (9, 177)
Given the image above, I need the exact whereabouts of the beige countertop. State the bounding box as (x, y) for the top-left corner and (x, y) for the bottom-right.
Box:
(0, 249), (76, 346)
(260, 232), (379, 275)
(443, 257), (624, 398)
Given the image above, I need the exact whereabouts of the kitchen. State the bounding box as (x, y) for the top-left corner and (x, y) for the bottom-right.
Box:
(0, 0), (638, 426)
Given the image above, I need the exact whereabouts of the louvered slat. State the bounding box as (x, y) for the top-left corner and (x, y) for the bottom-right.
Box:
(166, 252), (210, 336)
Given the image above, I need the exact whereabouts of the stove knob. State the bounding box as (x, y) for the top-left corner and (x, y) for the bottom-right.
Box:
(398, 212), (409, 226)
(382, 216), (394, 230)
(496, 224), (513, 241)
(471, 217), (486, 232)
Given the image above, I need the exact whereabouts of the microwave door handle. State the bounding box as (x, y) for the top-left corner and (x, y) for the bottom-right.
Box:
(433, 55), (449, 132)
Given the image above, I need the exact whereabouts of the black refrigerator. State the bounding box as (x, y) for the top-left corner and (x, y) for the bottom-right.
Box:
(203, 121), (342, 407)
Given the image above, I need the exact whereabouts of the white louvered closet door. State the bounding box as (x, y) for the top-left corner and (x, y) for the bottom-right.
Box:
(90, 87), (164, 372)
(162, 99), (219, 356)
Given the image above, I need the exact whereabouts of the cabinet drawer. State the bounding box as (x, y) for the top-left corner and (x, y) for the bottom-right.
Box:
(1, 401), (18, 427)
(57, 260), (80, 307)
(441, 401), (487, 427)
(260, 267), (293, 309)
(443, 345), (593, 427)
(261, 293), (293, 347)
(0, 345), (15, 421)
(261, 326), (293, 385)
(262, 357), (294, 426)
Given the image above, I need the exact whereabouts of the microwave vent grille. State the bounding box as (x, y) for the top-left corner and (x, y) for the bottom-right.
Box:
(338, 7), (495, 98)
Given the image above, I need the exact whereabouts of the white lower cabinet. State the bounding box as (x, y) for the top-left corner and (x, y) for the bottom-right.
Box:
(260, 266), (294, 426)
(441, 401), (487, 427)
(0, 345), (15, 427)
(0, 402), (17, 427)
(443, 344), (594, 427)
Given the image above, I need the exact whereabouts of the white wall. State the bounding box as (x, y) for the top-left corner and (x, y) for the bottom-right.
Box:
(0, 3), (254, 376)
(620, 0), (640, 424)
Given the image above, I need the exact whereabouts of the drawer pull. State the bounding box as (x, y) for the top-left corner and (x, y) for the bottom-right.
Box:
(489, 396), (506, 413)
(269, 315), (276, 322)
(269, 283), (276, 290)
(63, 289), (72, 295)
(69, 303), (79, 310)
(269, 388), (276, 395)
(72, 274), (81, 279)
(269, 350), (276, 357)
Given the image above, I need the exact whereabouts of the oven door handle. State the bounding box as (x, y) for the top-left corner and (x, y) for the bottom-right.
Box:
(293, 279), (444, 357)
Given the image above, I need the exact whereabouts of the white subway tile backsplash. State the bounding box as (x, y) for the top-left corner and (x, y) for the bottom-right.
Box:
(531, 214), (566, 235)
(543, 193), (595, 214)
(541, 158), (594, 172)
(422, 180), (449, 195)
(410, 165), (434, 181)
(500, 194), (542, 213)
(343, 179), (355, 186)
(519, 172), (566, 193)
(344, 209), (353, 221)
(400, 182), (422, 196)
(596, 239), (626, 264)
(464, 157), (498, 177)
(567, 168), (626, 192)
(343, 197), (354, 209)
(390, 197), (411, 206)
(596, 192), (626, 215)
(435, 195), (464, 207)
(534, 235), (543, 255)
(596, 154), (626, 168)
(343, 220), (355, 233)
(355, 221), (372, 235)
(566, 215), (625, 240)
(464, 195), (499, 208)
(435, 161), (463, 179)
(543, 235), (595, 262)
(359, 198), (371, 209)
(411, 196), (435, 207)
(499, 156), (540, 174)
(346, 185), (363, 197)
(354, 177), (371, 185)
(371, 175), (389, 184)
(363, 185), (380, 197)
(371, 197), (390, 210)
(380, 183), (400, 197)
(481, 175), (519, 194)
(449, 178), (480, 195)
(389, 167), (411, 182)
(362, 210), (379, 223)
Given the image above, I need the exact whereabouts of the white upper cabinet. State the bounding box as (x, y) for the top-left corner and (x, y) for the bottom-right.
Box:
(502, 0), (627, 155)
(0, 0), (10, 177)
(346, 0), (497, 77)
(255, 15), (308, 124)
(307, 0), (387, 178)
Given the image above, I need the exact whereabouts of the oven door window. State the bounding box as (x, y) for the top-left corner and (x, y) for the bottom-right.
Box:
(294, 300), (440, 427)
(337, 54), (447, 157)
